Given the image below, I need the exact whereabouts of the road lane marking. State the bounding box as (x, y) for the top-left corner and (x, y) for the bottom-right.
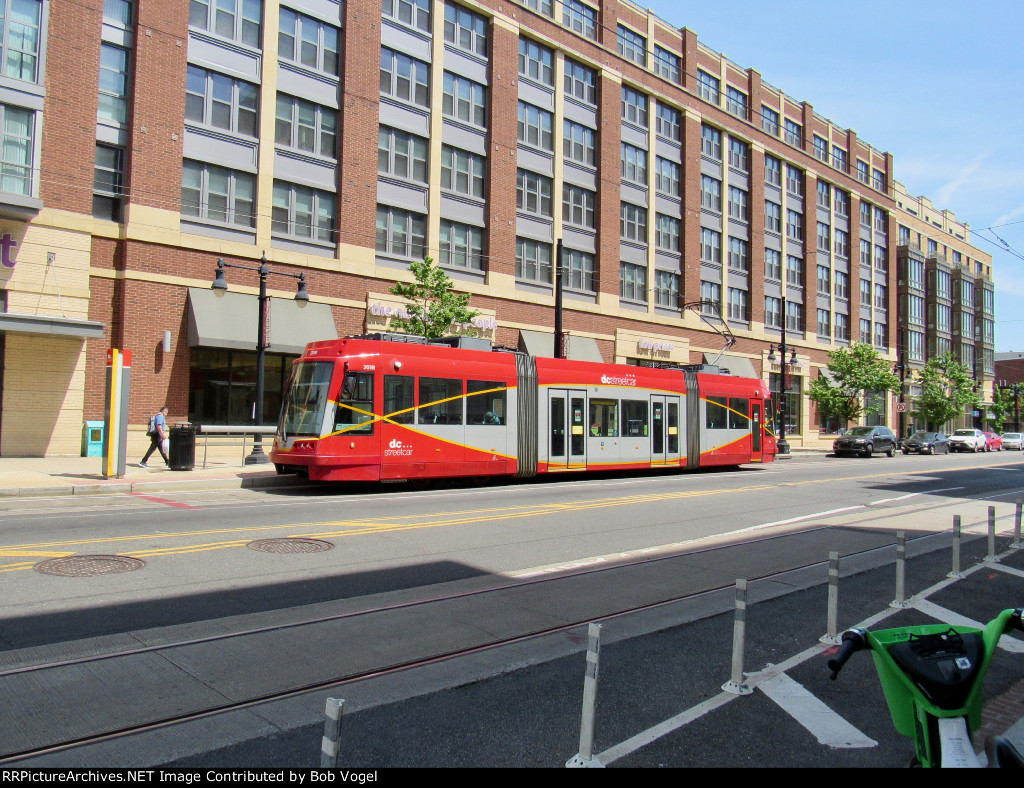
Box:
(758, 673), (877, 748)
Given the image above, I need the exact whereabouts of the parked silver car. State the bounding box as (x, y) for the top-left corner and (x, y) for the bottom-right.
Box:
(1001, 432), (1023, 451)
(948, 428), (986, 453)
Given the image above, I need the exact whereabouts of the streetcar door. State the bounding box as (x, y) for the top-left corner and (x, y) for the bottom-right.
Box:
(650, 395), (681, 466)
(751, 401), (763, 461)
(549, 389), (586, 469)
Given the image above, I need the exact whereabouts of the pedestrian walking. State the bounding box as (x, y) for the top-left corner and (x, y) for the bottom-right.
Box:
(140, 406), (170, 468)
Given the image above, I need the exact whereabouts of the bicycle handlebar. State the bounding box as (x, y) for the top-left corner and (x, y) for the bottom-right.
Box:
(827, 628), (867, 680)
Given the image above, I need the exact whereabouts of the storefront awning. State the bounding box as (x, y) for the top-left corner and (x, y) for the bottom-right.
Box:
(187, 287), (337, 354)
(0, 312), (105, 339)
(519, 329), (604, 362)
(703, 352), (757, 379)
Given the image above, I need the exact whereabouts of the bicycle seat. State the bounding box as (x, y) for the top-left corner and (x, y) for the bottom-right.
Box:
(886, 629), (983, 710)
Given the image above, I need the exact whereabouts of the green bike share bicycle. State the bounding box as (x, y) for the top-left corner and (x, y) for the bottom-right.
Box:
(828, 608), (1024, 768)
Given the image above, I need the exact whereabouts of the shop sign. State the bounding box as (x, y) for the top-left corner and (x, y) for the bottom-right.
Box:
(637, 337), (674, 355)
(1, 234), (17, 268)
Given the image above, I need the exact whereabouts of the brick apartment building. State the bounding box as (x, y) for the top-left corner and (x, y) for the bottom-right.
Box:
(0, 0), (997, 456)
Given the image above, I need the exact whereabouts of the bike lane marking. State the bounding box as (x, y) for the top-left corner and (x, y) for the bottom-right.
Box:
(757, 672), (877, 748)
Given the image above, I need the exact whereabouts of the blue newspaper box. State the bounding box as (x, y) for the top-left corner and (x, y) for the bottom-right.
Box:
(84, 420), (104, 457)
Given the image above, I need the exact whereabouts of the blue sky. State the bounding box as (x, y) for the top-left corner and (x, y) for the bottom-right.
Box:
(642, 0), (1024, 352)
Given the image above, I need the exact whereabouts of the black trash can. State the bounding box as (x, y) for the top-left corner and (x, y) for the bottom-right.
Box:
(168, 424), (197, 471)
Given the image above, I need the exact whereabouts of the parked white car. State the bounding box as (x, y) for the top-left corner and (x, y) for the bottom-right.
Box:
(1001, 432), (1023, 451)
(948, 428), (987, 453)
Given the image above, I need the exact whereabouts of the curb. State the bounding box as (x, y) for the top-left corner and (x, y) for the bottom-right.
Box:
(0, 471), (305, 499)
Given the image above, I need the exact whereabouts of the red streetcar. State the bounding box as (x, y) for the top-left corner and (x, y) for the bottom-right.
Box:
(270, 334), (777, 483)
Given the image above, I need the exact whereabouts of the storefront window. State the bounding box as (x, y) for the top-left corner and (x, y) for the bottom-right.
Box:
(769, 372), (802, 436)
(189, 348), (297, 425)
(864, 390), (886, 427)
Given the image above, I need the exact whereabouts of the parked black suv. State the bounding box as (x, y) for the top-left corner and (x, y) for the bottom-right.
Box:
(833, 425), (898, 457)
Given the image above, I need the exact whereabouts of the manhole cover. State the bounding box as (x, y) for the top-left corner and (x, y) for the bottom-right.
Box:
(34, 554), (146, 577)
(247, 538), (334, 554)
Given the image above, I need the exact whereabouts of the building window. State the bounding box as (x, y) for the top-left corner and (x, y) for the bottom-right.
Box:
(190, 348), (296, 427)
(834, 313), (850, 342)
(817, 180), (830, 209)
(859, 240), (871, 267)
(874, 322), (886, 348)
(563, 183), (595, 229)
(443, 72), (487, 126)
(765, 296), (781, 328)
(765, 248), (781, 280)
(698, 70), (719, 104)
(872, 168), (886, 192)
(725, 86), (747, 119)
(564, 248), (595, 293)
(377, 205), (426, 258)
(654, 271), (679, 308)
(655, 103), (680, 141)
(874, 283), (887, 309)
(817, 223), (830, 254)
(275, 94), (337, 158)
(620, 143), (647, 185)
(281, 7), (339, 75)
(93, 144), (125, 221)
(765, 200), (781, 233)
(439, 220), (483, 271)
(813, 135), (828, 162)
(104, 0), (132, 25)
(181, 160), (255, 227)
(655, 214), (680, 252)
(874, 206), (887, 233)
(762, 106), (779, 136)
(786, 255), (802, 286)
(728, 186), (747, 222)
(728, 138), (749, 172)
(728, 237), (749, 271)
(831, 145), (847, 172)
(383, 0), (431, 30)
(700, 281), (721, 314)
(273, 181), (335, 242)
(875, 245), (887, 274)
(860, 278), (871, 305)
(621, 86), (648, 127)
(564, 58), (596, 105)
(518, 101), (553, 151)
(443, 2), (487, 55)
(186, 65), (259, 136)
(654, 46), (680, 82)
(516, 168), (552, 217)
(2, 0), (41, 82)
(787, 210), (803, 242)
(834, 229), (849, 259)
(834, 189), (849, 218)
(816, 264), (830, 296)
(700, 228), (721, 264)
(620, 262), (647, 303)
(516, 237), (552, 283)
(784, 119), (802, 147)
(99, 44), (130, 125)
(562, 0), (596, 38)
(786, 301), (803, 332)
(617, 24), (646, 65)
(519, 37), (553, 85)
(785, 165), (803, 196)
(765, 155), (781, 187)
(378, 126), (428, 183)
(520, 0), (553, 15)
(727, 287), (748, 321)
(563, 120), (596, 165)
(857, 160), (870, 184)
(701, 175), (721, 212)
(655, 157), (680, 197)
(860, 318), (871, 344)
(860, 201), (872, 228)
(620, 202), (647, 243)
(441, 146), (486, 198)
(701, 124), (721, 159)
(190, 0), (261, 46)
(380, 48), (430, 107)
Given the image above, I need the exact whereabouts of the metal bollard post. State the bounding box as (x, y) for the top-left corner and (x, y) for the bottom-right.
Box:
(948, 515), (963, 579)
(820, 552), (841, 644)
(1015, 499), (1022, 550)
(320, 697), (345, 768)
(566, 622), (603, 768)
(722, 579), (752, 695)
(986, 505), (997, 562)
(891, 532), (910, 608)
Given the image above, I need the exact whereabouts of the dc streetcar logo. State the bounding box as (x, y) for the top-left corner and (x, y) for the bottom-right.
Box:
(600, 374), (637, 387)
(385, 438), (413, 457)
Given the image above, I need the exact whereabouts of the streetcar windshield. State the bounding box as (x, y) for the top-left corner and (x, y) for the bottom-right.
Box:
(279, 361), (333, 437)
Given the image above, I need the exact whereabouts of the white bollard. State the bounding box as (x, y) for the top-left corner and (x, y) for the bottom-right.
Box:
(986, 506), (998, 562)
(1015, 499), (1022, 550)
(722, 579), (752, 695)
(820, 552), (842, 643)
(890, 532), (910, 608)
(948, 515), (963, 579)
(566, 622), (604, 768)
(321, 697), (345, 768)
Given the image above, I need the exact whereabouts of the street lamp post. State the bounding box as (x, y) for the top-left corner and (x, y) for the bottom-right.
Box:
(767, 296), (797, 455)
(212, 254), (309, 464)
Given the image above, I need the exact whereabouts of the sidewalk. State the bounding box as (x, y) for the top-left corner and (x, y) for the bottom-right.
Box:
(0, 453), (300, 498)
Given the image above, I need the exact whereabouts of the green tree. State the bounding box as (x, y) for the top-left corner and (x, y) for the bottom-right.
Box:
(806, 343), (900, 429)
(388, 256), (480, 340)
(912, 354), (979, 430)
(986, 385), (1014, 433)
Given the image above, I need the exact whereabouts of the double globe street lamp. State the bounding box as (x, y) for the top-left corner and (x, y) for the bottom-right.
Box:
(212, 254), (309, 464)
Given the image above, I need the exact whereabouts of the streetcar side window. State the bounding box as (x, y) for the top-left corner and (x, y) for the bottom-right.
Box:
(589, 399), (618, 437)
(729, 398), (749, 429)
(418, 377), (464, 424)
(467, 380), (506, 425)
(384, 374), (415, 424)
(705, 396), (728, 429)
(336, 372), (375, 434)
(622, 400), (648, 437)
